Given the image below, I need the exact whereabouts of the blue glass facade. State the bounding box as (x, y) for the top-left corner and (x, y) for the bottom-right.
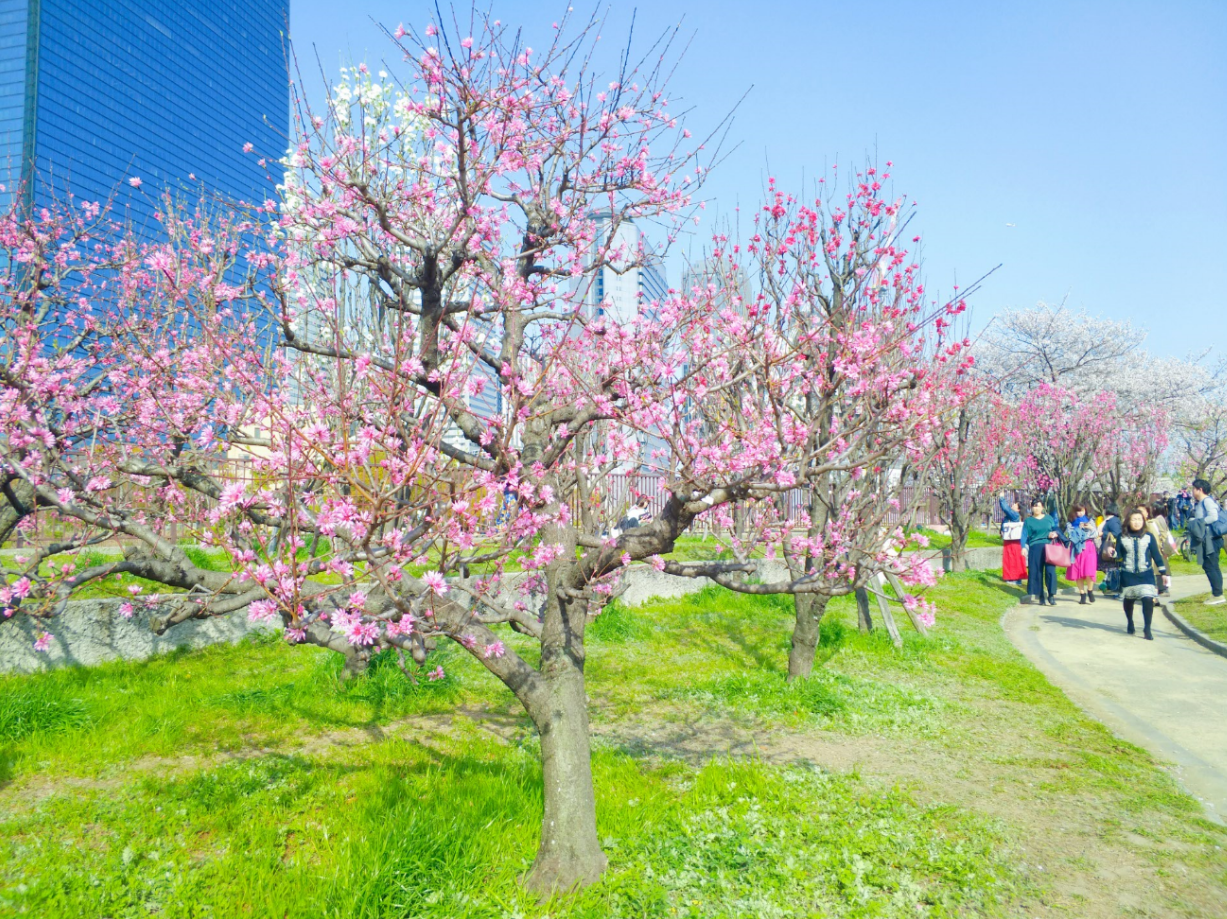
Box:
(0, 0), (288, 223)
(0, 1), (29, 214)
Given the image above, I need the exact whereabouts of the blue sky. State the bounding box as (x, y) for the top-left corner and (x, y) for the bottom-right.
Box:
(288, 1), (1227, 360)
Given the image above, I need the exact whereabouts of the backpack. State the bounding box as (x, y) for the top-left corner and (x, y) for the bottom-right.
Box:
(1203, 498), (1227, 538)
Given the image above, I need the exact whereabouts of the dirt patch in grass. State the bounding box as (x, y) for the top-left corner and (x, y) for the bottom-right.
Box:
(589, 700), (1224, 919)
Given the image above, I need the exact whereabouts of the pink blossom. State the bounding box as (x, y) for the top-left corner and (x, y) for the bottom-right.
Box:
(248, 599), (279, 622)
(128, 177), (142, 188)
(217, 482), (247, 513)
(332, 610), (379, 646)
(483, 640), (506, 659)
(421, 571), (448, 595)
(118, 602), (135, 619)
(386, 615), (416, 637)
(33, 632), (52, 652)
(427, 666), (445, 681)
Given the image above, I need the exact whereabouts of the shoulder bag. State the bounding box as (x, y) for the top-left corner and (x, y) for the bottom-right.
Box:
(1045, 539), (1072, 568)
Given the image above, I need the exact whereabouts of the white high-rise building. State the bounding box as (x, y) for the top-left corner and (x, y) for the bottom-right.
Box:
(587, 216), (669, 324)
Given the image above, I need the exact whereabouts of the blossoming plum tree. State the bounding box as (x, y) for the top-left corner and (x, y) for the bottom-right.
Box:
(0, 12), (972, 893)
(929, 389), (1010, 568)
(660, 175), (974, 680)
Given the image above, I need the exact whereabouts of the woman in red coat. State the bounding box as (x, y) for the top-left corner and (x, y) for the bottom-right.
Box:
(999, 494), (1027, 584)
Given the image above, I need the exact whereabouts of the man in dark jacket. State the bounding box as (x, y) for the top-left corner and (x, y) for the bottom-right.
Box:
(1192, 479), (1225, 605)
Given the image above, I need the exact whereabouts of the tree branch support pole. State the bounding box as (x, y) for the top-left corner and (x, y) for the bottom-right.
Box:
(871, 574), (903, 648)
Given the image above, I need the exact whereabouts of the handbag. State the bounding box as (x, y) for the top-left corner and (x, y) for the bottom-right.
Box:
(1002, 521), (1023, 541)
(1044, 540), (1072, 567)
(1098, 530), (1117, 563)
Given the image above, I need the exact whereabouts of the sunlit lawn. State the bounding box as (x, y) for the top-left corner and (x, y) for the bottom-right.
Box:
(2, 573), (1225, 917)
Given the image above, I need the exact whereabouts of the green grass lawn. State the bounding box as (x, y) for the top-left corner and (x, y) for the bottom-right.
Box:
(910, 527), (1002, 550)
(2, 573), (1225, 917)
(1172, 592), (1227, 643)
(1168, 545), (1227, 579)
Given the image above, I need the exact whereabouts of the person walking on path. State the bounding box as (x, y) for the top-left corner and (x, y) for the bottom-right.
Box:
(1144, 503), (1177, 596)
(1106, 508), (1169, 639)
(1099, 503), (1123, 598)
(1064, 503), (1098, 604)
(999, 493), (1027, 585)
(1191, 478), (1225, 606)
(1021, 499), (1060, 606)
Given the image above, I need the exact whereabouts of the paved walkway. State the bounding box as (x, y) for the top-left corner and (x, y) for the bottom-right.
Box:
(1004, 575), (1227, 822)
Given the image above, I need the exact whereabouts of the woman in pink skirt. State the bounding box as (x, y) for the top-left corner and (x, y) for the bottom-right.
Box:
(1064, 503), (1099, 603)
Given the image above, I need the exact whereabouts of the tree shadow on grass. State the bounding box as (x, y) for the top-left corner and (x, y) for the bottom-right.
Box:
(679, 604), (854, 680)
(981, 578), (1029, 602)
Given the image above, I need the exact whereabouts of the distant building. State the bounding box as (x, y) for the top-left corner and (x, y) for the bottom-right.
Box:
(0, 0), (289, 217)
(587, 216), (669, 324)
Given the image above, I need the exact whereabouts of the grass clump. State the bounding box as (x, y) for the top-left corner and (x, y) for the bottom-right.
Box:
(672, 668), (943, 735)
(0, 684), (91, 743)
(587, 600), (654, 643)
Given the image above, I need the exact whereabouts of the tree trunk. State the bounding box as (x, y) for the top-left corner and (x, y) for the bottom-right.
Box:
(524, 625), (606, 893)
(525, 672), (605, 893)
(949, 504), (970, 570)
(787, 593), (830, 681)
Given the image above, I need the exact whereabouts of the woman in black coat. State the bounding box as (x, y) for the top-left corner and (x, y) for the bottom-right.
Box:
(1106, 508), (1169, 640)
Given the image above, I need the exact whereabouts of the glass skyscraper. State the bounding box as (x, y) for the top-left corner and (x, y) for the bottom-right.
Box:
(0, 0), (288, 221)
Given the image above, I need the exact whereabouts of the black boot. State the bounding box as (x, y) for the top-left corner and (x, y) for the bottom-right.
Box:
(1079, 593), (1087, 605)
(1143, 604), (1154, 640)
(1087, 590), (1096, 604)
(1126, 613), (1135, 635)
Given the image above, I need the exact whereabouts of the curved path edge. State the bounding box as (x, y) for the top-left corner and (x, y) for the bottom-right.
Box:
(1162, 603), (1227, 660)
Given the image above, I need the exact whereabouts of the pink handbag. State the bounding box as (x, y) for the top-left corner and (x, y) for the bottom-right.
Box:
(1044, 540), (1072, 567)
